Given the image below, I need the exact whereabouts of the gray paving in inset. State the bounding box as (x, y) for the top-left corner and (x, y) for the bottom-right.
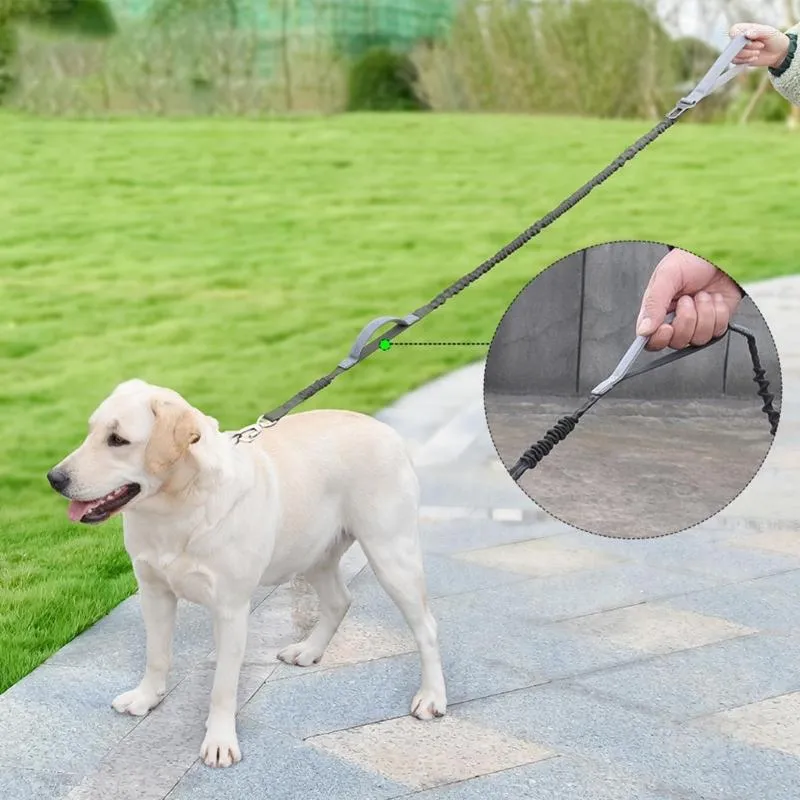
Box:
(486, 394), (775, 539)
(1, 275), (798, 799)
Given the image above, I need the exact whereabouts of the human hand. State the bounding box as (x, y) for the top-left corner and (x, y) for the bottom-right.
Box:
(730, 23), (791, 68)
(636, 249), (743, 352)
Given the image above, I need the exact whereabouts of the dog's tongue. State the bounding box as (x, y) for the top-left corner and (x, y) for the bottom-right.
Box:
(68, 500), (95, 522)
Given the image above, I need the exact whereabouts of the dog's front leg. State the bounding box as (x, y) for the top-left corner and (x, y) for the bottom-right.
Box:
(201, 603), (249, 768)
(112, 582), (177, 716)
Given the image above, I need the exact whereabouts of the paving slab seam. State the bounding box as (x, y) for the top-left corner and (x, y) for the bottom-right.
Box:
(554, 652), (779, 723)
(150, 763), (197, 800)
(249, 585), (279, 613)
(254, 566), (799, 690)
(381, 564), (750, 622)
(679, 686), (800, 726)
(271, 624), (770, 743)
(444, 691), (761, 800)
(533, 563), (800, 609)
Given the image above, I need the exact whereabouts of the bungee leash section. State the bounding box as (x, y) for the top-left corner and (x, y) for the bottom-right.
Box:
(507, 320), (781, 482)
(232, 36), (750, 446)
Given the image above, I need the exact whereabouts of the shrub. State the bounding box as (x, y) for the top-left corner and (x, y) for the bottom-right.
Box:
(672, 36), (719, 84)
(414, 0), (680, 119)
(28, 0), (116, 38)
(0, 22), (18, 101)
(347, 45), (426, 111)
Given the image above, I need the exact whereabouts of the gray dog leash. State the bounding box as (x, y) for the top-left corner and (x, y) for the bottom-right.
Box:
(233, 36), (750, 445)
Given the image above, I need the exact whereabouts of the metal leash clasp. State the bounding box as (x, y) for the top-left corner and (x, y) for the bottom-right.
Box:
(231, 415), (278, 445)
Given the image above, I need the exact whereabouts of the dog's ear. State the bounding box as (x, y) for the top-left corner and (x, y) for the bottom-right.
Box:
(145, 399), (201, 475)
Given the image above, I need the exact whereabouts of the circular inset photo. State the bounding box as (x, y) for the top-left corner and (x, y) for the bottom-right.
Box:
(484, 241), (782, 539)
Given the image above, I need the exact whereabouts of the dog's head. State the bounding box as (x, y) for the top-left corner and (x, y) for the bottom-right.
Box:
(47, 379), (220, 524)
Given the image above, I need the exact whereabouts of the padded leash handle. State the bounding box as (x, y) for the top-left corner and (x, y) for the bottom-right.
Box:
(339, 313), (420, 369)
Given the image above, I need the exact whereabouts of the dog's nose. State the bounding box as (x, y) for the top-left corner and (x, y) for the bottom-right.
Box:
(47, 468), (70, 493)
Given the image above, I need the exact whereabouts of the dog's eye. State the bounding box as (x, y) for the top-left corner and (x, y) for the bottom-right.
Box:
(107, 433), (130, 447)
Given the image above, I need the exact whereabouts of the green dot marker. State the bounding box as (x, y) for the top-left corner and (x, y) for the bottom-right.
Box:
(379, 339), (392, 351)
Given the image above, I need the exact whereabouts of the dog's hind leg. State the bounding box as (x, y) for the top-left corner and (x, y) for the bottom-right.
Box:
(277, 535), (354, 667)
(356, 518), (447, 720)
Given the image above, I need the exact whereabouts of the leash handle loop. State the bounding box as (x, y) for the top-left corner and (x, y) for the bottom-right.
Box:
(339, 313), (420, 369)
(668, 34), (748, 119)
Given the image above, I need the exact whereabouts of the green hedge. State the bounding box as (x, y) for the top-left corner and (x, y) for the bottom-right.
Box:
(0, 23), (17, 101)
(347, 45), (426, 111)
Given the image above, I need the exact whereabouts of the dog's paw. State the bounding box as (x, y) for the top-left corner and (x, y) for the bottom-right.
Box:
(411, 687), (447, 720)
(201, 725), (242, 768)
(111, 686), (162, 716)
(277, 641), (324, 667)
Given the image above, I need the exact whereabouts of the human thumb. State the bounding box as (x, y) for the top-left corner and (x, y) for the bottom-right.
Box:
(636, 293), (667, 337)
(637, 253), (683, 336)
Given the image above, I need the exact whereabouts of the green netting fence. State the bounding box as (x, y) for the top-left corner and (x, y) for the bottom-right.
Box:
(110, 0), (456, 55)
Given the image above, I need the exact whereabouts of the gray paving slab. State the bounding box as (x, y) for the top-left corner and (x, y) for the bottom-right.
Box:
(572, 632), (800, 721)
(427, 561), (723, 624)
(0, 665), (141, 773)
(2, 275), (799, 799)
(552, 527), (800, 581)
(408, 756), (699, 800)
(242, 647), (545, 739)
(664, 574), (800, 633)
(44, 596), (214, 680)
(418, 517), (566, 555)
(350, 550), (533, 607)
(453, 685), (800, 800)
(0, 768), (79, 800)
(166, 727), (407, 800)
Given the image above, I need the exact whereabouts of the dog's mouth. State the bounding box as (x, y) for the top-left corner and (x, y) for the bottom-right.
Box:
(67, 483), (141, 524)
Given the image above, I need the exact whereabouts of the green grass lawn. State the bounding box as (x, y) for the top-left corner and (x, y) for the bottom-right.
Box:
(1, 111), (798, 693)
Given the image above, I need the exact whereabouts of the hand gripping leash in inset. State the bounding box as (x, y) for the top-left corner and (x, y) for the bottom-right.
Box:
(507, 315), (781, 482)
(232, 38), (751, 445)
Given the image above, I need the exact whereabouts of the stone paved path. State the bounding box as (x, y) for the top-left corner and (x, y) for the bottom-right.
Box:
(2, 276), (800, 800)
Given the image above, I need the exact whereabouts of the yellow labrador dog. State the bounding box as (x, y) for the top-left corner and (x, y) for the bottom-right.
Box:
(47, 379), (446, 767)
